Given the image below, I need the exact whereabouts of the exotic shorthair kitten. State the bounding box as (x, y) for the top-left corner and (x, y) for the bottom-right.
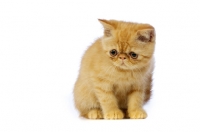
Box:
(73, 19), (156, 119)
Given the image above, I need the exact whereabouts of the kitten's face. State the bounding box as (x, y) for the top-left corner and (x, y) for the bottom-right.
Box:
(99, 19), (156, 70)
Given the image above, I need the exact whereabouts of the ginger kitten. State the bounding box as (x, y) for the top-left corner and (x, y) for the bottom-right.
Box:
(73, 19), (155, 119)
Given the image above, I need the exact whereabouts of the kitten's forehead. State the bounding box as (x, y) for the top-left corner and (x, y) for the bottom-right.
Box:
(114, 22), (153, 41)
(116, 41), (130, 53)
(115, 30), (135, 42)
(114, 30), (137, 53)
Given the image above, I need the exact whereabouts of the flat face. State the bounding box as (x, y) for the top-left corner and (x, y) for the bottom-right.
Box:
(100, 20), (155, 70)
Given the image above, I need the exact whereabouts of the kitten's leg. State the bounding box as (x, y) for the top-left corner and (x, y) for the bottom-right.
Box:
(94, 82), (124, 119)
(74, 81), (103, 119)
(127, 89), (147, 119)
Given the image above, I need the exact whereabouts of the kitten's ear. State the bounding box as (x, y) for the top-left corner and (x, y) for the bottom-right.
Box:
(136, 28), (155, 43)
(98, 19), (114, 37)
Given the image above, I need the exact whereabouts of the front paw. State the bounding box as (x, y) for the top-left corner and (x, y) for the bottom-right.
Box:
(128, 108), (147, 119)
(104, 109), (124, 119)
(87, 109), (103, 119)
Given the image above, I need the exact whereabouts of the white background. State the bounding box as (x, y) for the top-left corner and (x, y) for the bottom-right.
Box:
(1, 0), (200, 132)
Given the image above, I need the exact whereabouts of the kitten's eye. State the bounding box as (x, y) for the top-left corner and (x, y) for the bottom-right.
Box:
(110, 49), (118, 57)
(129, 52), (138, 59)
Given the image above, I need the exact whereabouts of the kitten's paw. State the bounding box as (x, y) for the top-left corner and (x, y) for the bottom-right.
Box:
(128, 108), (147, 119)
(104, 109), (124, 119)
(87, 109), (103, 119)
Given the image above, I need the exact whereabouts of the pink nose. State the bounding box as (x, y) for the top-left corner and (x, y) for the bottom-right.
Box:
(119, 54), (126, 60)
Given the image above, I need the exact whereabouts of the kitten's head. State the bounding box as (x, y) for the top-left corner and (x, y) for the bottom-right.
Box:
(99, 19), (156, 70)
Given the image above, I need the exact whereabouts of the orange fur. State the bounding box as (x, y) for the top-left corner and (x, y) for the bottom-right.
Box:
(73, 19), (156, 119)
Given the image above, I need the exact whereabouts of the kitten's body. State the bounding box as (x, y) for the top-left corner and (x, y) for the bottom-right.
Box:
(74, 19), (155, 119)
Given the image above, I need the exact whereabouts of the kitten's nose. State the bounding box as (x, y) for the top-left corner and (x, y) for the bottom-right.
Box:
(119, 54), (126, 60)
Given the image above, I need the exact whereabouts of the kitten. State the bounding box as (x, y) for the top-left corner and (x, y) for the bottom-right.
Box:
(73, 19), (155, 119)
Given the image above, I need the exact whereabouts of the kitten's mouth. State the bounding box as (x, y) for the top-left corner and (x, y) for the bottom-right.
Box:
(115, 62), (129, 69)
(118, 63), (131, 70)
(120, 62), (126, 66)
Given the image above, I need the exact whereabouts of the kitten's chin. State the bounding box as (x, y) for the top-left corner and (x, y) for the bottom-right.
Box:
(114, 62), (142, 71)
